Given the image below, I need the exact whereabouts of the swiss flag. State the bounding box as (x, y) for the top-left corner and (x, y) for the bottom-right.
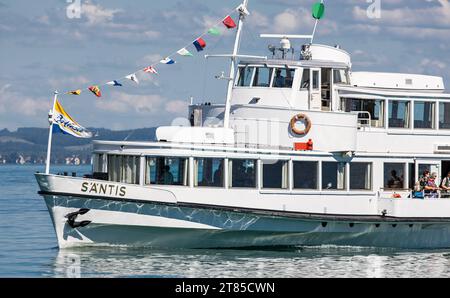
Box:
(222, 15), (237, 29)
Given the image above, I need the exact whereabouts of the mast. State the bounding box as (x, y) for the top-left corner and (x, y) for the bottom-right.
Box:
(223, 0), (249, 129)
(45, 91), (58, 174)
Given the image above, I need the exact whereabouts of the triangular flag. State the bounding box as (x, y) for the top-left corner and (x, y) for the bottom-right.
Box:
(222, 15), (237, 29)
(208, 27), (221, 36)
(160, 57), (176, 65)
(52, 99), (92, 138)
(126, 73), (140, 84)
(106, 80), (122, 87)
(193, 38), (206, 52)
(143, 66), (158, 75)
(67, 90), (82, 95)
(177, 48), (193, 57)
(88, 86), (102, 98)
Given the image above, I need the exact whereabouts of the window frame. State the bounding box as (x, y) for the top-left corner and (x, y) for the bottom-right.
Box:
(414, 100), (436, 130)
(194, 158), (225, 188)
(349, 162), (373, 191)
(145, 156), (189, 187)
(261, 159), (289, 190)
(388, 100), (411, 129)
(229, 158), (258, 189)
(292, 160), (319, 190)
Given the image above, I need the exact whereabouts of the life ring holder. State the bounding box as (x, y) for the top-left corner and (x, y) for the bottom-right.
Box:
(290, 113), (312, 136)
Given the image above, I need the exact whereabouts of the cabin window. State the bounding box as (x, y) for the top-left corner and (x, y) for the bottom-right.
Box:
(389, 100), (410, 128)
(300, 69), (310, 89)
(350, 163), (372, 190)
(194, 158), (224, 187)
(341, 98), (385, 128)
(384, 163), (405, 189)
(312, 70), (320, 90)
(262, 160), (288, 189)
(253, 67), (273, 87)
(229, 159), (257, 188)
(107, 155), (140, 185)
(273, 68), (295, 88)
(237, 66), (254, 87)
(333, 69), (349, 84)
(145, 157), (188, 186)
(414, 101), (435, 129)
(322, 162), (346, 190)
(439, 102), (450, 129)
(293, 161), (318, 190)
(93, 154), (107, 173)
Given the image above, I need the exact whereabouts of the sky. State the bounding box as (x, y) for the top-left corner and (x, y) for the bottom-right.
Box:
(1, 0), (450, 131)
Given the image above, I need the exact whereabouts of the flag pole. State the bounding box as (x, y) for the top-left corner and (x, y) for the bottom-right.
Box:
(310, 0), (324, 44)
(45, 90), (58, 175)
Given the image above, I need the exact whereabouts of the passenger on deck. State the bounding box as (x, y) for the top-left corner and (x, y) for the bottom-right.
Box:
(213, 163), (223, 187)
(274, 69), (286, 88)
(387, 170), (403, 189)
(424, 172), (439, 198)
(440, 171), (450, 197)
(159, 165), (174, 185)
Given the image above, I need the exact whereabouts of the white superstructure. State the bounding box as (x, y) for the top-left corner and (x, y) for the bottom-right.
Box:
(36, 1), (450, 249)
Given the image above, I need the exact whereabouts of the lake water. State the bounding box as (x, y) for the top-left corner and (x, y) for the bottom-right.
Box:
(1, 165), (450, 278)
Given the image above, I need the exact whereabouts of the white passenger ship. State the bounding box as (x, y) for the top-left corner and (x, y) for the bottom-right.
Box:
(36, 1), (450, 249)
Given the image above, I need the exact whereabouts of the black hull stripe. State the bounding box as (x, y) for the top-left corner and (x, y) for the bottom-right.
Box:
(38, 191), (450, 223)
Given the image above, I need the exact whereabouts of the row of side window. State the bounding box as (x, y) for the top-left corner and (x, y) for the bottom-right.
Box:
(342, 98), (450, 130)
(99, 155), (373, 191)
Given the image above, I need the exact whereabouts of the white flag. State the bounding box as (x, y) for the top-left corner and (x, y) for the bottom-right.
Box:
(177, 48), (193, 57)
(125, 73), (139, 84)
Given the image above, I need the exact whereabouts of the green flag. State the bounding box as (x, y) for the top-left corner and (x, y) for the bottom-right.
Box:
(312, 2), (325, 20)
(208, 27), (221, 36)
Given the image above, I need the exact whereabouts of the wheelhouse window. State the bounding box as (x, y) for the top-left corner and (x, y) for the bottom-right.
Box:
(253, 67), (273, 87)
(273, 68), (295, 88)
(300, 69), (310, 90)
(229, 159), (257, 188)
(414, 101), (435, 129)
(262, 160), (288, 189)
(293, 161), (318, 190)
(237, 66), (254, 87)
(322, 162), (346, 190)
(341, 98), (385, 128)
(439, 102), (450, 129)
(389, 100), (410, 128)
(108, 155), (140, 185)
(194, 158), (224, 187)
(384, 163), (405, 189)
(145, 157), (188, 186)
(333, 69), (349, 85)
(350, 163), (372, 190)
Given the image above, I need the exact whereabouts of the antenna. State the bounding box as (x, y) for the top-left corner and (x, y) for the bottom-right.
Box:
(260, 35), (312, 59)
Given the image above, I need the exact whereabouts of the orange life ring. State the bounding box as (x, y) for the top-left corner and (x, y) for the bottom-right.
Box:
(290, 113), (312, 136)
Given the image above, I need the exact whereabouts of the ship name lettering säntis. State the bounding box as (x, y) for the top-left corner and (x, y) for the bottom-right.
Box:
(81, 182), (126, 197)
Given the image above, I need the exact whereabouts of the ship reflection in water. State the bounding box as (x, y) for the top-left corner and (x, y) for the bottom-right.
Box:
(52, 247), (450, 278)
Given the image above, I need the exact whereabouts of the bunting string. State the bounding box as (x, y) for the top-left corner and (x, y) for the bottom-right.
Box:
(65, 7), (241, 99)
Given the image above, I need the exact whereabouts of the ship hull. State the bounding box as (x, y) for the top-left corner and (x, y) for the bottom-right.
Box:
(41, 193), (450, 249)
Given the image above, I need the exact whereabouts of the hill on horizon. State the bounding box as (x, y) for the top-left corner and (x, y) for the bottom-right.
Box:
(0, 127), (157, 165)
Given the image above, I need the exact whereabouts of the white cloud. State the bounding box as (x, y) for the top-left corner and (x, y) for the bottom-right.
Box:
(0, 86), (50, 117)
(48, 76), (90, 90)
(165, 100), (188, 114)
(81, 3), (122, 26)
(95, 92), (165, 114)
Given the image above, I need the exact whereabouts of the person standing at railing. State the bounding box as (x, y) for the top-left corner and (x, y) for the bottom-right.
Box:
(441, 171), (450, 198)
(424, 172), (439, 198)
